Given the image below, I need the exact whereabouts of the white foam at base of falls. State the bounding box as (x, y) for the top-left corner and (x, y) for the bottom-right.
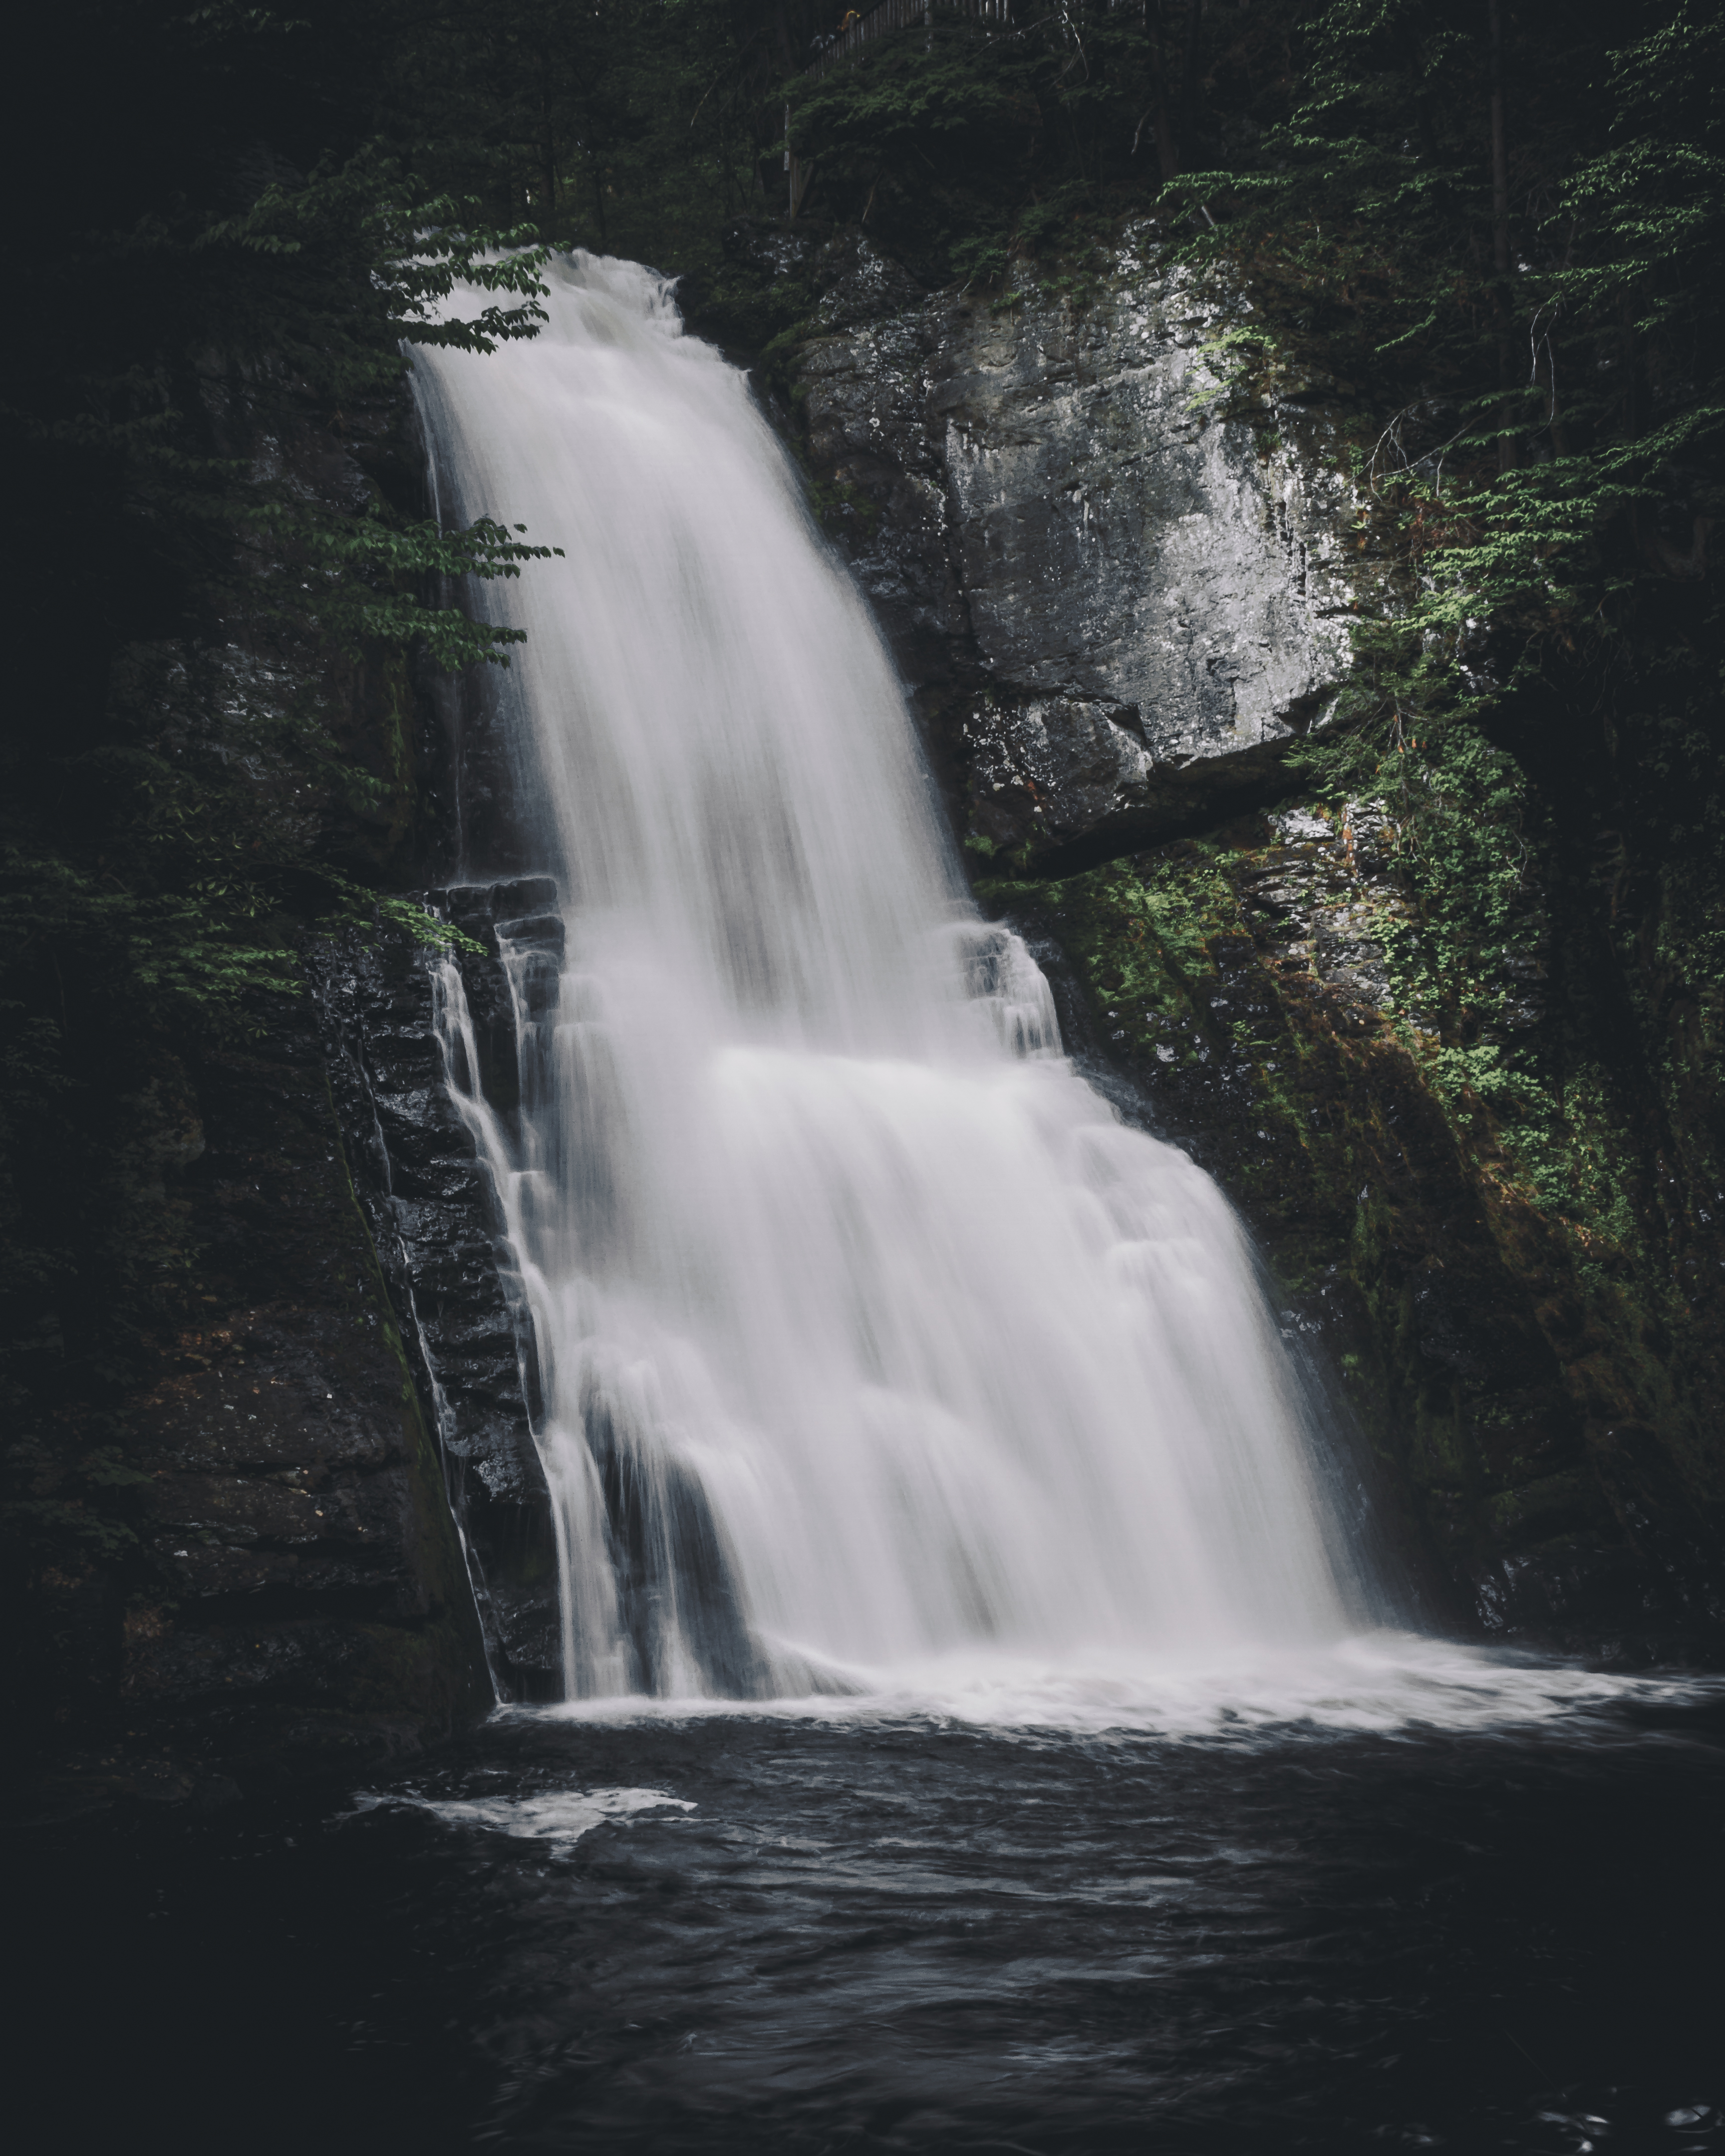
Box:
(525, 1633), (1724, 1741)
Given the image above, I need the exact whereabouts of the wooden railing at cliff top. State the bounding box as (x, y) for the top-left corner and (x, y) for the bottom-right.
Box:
(802, 0), (1012, 85)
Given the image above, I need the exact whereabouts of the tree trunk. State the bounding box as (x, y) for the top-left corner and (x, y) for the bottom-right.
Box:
(1151, 1), (1180, 184)
(537, 49), (558, 247)
(1180, 0), (1204, 121)
(1489, 0), (1517, 472)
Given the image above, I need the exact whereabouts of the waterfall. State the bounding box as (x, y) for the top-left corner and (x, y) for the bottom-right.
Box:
(412, 253), (1368, 1702)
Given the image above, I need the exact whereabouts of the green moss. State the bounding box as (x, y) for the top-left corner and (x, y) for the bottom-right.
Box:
(808, 474), (880, 538)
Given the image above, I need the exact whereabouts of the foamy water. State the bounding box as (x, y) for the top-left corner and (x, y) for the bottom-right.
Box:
(520, 1633), (1718, 1742)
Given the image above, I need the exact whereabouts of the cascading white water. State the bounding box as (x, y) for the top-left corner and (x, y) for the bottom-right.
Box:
(412, 253), (1370, 1703)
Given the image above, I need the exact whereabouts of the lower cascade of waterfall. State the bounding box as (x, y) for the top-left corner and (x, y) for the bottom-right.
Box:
(413, 252), (1378, 1705)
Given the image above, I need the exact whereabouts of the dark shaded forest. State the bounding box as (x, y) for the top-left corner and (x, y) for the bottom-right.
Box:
(5, 0), (1723, 1731)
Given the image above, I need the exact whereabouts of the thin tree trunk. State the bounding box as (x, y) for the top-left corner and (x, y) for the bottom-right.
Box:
(542, 140), (559, 246)
(1180, 0), (1204, 118)
(1489, 0), (1516, 471)
(538, 50), (558, 246)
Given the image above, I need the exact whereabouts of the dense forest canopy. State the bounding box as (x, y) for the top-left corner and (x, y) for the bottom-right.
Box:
(4, 0), (1722, 1651)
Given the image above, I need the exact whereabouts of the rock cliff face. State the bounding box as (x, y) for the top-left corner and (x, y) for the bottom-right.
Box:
(775, 226), (1365, 864)
(757, 226), (1725, 1660)
(103, 990), (492, 1795)
(18, 900), (565, 1808)
(310, 886), (562, 1704)
(4, 385), (557, 1808)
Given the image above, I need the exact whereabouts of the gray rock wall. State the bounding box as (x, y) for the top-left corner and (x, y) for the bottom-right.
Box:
(115, 991), (493, 1786)
(783, 229), (1366, 862)
(98, 895), (568, 1802)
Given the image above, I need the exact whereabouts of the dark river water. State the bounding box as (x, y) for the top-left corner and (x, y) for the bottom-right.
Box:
(25, 1660), (1725, 2155)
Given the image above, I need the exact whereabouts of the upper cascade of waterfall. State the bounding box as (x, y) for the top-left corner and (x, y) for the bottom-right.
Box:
(413, 251), (1376, 1704)
(414, 252), (967, 1062)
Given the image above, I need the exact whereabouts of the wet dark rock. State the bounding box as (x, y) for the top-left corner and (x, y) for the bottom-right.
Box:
(105, 994), (493, 1785)
(308, 887), (564, 1702)
(721, 217), (830, 286)
(584, 1397), (772, 1699)
(494, 911), (566, 951)
(806, 227), (929, 333)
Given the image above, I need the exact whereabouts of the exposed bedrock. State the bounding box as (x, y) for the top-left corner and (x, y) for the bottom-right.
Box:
(34, 887), (572, 1805)
(104, 991), (493, 1791)
(310, 882), (564, 1704)
(768, 225), (1367, 863)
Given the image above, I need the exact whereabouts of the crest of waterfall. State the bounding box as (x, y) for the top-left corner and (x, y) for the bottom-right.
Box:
(413, 252), (1369, 1700)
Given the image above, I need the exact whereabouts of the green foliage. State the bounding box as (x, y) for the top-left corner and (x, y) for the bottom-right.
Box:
(362, 0), (1275, 309)
(40, 147), (560, 674)
(375, 898), (488, 955)
(1164, 0), (1725, 709)
(372, 0), (783, 273)
(786, 9), (1217, 284)
(1124, 0), (1725, 1338)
